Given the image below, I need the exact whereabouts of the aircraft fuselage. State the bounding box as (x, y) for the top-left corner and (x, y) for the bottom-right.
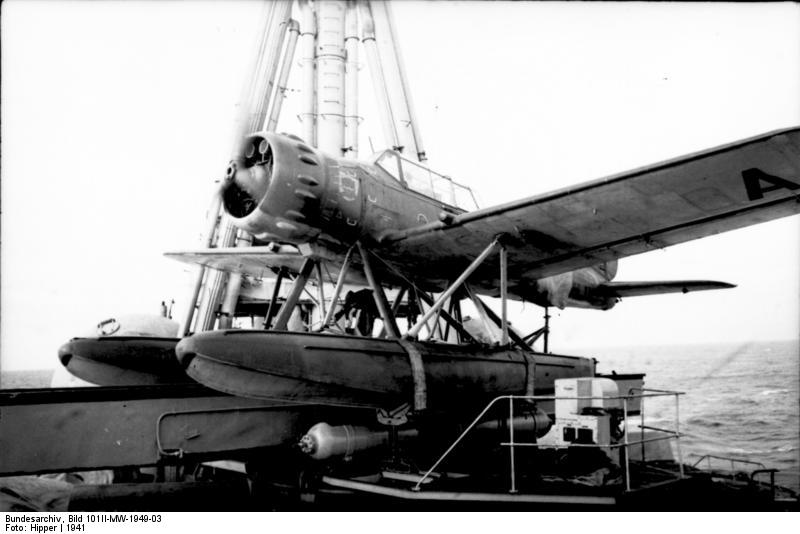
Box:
(222, 131), (618, 310)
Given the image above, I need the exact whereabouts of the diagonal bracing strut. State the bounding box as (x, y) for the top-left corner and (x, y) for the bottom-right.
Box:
(357, 242), (401, 338)
(405, 238), (500, 339)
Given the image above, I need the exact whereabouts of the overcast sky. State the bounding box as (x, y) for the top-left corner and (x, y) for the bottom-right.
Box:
(2, 1), (799, 371)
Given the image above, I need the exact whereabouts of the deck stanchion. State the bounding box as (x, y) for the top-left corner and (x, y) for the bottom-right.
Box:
(509, 396), (517, 493)
(675, 393), (684, 478)
(623, 397), (630, 491)
(641, 390), (646, 463)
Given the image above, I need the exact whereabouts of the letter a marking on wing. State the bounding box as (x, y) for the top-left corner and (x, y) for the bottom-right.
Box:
(742, 168), (800, 200)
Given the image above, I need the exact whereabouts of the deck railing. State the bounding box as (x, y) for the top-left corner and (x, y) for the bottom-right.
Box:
(691, 454), (765, 471)
(413, 389), (685, 493)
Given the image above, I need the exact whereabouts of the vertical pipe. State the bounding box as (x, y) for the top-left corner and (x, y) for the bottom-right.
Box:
(500, 245), (509, 346)
(247, 1), (292, 135)
(344, 1), (360, 158)
(273, 258), (317, 331)
(543, 307), (550, 353)
(218, 230), (253, 329)
(264, 20), (300, 132)
(367, 1), (423, 160)
(228, 0), (276, 148)
(299, 0), (317, 145)
(230, 1), (293, 156)
(676, 394), (684, 479)
(623, 397), (630, 491)
(356, 242), (400, 338)
(315, 0), (347, 154)
(179, 185), (225, 336)
(194, 2), (291, 333)
(196, 219), (238, 331)
(359, 2), (401, 151)
(379, 0), (427, 161)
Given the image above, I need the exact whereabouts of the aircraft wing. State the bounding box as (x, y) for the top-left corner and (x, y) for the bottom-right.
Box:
(594, 280), (735, 299)
(374, 127), (800, 298)
(164, 246), (368, 286)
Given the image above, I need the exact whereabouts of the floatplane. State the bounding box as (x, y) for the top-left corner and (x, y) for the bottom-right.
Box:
(4, 1), (799, 510)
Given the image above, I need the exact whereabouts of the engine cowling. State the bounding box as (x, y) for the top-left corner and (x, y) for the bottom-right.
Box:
(222, 132), (329, 242)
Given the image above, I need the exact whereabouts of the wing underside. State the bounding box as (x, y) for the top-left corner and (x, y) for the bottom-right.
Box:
(165, 246), (369, 286)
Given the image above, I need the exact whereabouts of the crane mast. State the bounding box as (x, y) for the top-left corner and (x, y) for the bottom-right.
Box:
(184, 0), (428, 335)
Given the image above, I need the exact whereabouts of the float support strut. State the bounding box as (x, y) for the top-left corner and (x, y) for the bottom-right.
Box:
(321, 246), (355, 329)
(405, 238), (499, 339)
(357, 242), (400, 338)
(273, 258), (316, 331)
(500, 245), (509, 346)
(543, 306), (550, 354)
(263, 267), (287, 329)
(414, 290), (477, 345)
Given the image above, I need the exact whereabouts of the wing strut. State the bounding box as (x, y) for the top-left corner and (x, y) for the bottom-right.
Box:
(405, 238), (500, 339)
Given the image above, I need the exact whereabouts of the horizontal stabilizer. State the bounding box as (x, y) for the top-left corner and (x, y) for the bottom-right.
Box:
(595, 280), (735, 298)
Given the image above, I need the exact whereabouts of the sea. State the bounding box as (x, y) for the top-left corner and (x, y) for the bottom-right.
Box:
(590, 339), (799, 491)
(2, 339), (798, 491)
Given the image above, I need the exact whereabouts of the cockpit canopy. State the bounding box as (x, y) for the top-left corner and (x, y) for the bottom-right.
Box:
(374, 151), (479, 212)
